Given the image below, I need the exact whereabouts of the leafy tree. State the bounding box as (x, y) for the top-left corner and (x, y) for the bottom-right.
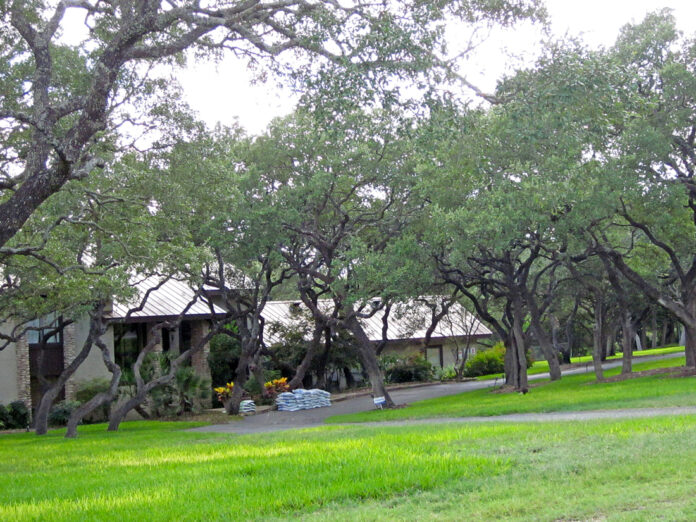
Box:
(0, 0), (544, 251)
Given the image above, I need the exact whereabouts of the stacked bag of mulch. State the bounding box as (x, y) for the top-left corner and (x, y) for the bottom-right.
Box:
(239, 400), (256, 414)
(276, 392), (301, 412)
(276, 389), (331, 411)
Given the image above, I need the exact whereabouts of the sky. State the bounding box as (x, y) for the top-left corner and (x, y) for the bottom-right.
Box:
(63, 1), (696, 136)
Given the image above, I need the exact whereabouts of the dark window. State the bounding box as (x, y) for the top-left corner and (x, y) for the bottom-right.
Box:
(114, 323), (147, 368)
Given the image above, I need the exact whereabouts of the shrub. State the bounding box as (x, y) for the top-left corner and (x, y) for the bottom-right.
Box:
(382, 354), (433, 383)
(464, 345), (505, 377)
(48, 400), (82, 427)
(436, 365), (458, 381)
(464, 342), (534, 377)
(75, 378), (112, 423)
(7, 400), (30, 429)
(151, 366), (211, 417)
(0, 404), (10, 430)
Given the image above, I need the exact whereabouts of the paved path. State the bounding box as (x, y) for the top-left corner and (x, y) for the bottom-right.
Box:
(191, 352), (686, 435)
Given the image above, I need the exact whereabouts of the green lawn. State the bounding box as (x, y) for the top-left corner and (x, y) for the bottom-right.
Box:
(329, 355), (694, 424)
(477, 345), (685, 380)
(3, 417), (696, 520)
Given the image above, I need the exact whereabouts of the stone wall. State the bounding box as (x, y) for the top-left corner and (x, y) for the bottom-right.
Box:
(15, 336), (31, 409)
(62, 323), (77, 400)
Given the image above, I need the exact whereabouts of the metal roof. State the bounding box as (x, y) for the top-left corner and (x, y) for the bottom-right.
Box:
(108, 276), (225, 321)
(262, 297), (492, 345)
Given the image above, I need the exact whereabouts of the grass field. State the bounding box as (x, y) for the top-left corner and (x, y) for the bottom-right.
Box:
(477, 345), (685, 380)
(3, 416), (696, 520)
(328, 355), (694, 424)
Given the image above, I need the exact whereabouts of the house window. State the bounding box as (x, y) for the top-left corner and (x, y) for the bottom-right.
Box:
(113, 323), (147, 369)
(425, 345), (444, 368)
(26, 312), (62, 345)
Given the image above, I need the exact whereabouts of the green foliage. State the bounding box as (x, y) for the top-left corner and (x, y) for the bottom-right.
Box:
(6, 401), (30, 429)
(381, 353), (433, 383)
(436, 365), (458, 381)
(0, 404), (10, 430)
(149, 366), (211, 418)
(208, 332), (241, 394)
(74, 378), (112, 423)
(464, 345), (506, 377)
(48, 400), (82, 427)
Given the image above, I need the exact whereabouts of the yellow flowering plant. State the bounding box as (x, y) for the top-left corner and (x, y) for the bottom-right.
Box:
(263, 377), (290, 398)
(213, 382), (234, 403)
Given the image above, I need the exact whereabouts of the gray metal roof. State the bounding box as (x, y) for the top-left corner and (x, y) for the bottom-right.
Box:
(262, 297), (492, 345)
(108, 276), (225, 321)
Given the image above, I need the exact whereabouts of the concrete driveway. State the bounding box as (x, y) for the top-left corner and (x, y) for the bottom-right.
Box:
(190, 352), (684, 435)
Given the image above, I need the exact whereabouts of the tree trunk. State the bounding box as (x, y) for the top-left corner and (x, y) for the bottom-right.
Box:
(592, 297), (605, 382)
(288, 324), (323, 389)
(528, 315), (561, 381)
(511, 297), (529, 393)
(315, 329), (332, 390)
(621, 311), (634, 375)
(345, 315), (394, 407)
(342, 366), (355, 389)
(35, 311), (102, 435)
(108, 328), (215, 431)
(224, 345), (253, 415)
(66, 335), (120, 438)
(685, 325), (696, 368)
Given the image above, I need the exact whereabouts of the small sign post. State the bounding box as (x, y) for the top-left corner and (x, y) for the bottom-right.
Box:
(373, 396), (386, 409)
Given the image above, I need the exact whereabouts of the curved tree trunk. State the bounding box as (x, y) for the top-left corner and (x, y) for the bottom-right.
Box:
(288, 324), (323, 389)
(66, 333), (119, 438)
(224, 350), (251, 415)
(108, 328), (215, 431)
(510, 299), (529, 393)
(345, 315), (394, 407)
(35, 309), (102, 435)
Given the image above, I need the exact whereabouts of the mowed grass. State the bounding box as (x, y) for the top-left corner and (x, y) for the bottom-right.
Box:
(4, 417), (696, 520)
(328, 355), (695, 424)
(0, 421), (503, 521)
(478, 345), (685, 380)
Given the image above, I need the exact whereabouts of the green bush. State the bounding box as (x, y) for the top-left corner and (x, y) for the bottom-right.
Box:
(464, 343), (534, 377)
(382, 354), (433, 383)
(7, 400), (30, 429)
(464, 345), (505, 377)
(0, 404), (10, 430)
(436, 365), (458, 381)
(48, 400), (82, 427)
(75, 378), (112, 423)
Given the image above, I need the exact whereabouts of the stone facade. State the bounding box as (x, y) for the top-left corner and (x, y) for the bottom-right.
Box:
(63, 323), (77, 400)
(15, 335), (31, 409)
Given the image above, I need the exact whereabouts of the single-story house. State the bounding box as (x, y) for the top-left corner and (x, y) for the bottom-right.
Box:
(0, 285), (491, 409)
(0, 277), (223, 411)
(262, 297), (493, 368)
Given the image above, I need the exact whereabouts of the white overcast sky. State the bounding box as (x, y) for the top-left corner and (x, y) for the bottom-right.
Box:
(59, 1), (696, 136)
(176, 1), (696, 135)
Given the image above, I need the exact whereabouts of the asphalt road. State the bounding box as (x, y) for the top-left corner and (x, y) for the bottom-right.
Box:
(190, 352), (686, 435)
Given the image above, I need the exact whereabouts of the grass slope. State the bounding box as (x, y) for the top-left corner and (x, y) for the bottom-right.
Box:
(480, 345), (685, 380)
(3, 417), (696, 520)
(328, 356), (694, 424)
